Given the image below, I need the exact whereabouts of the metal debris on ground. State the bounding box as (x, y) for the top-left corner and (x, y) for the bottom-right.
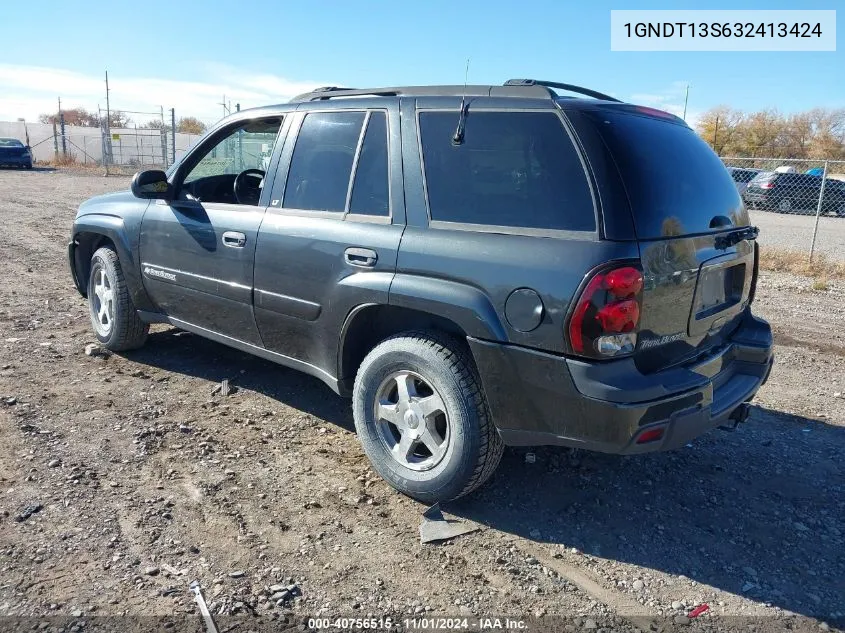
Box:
(688, 604), (709, 618)
(84, 343), (110, 358)
(419, 503), (479, 544)
(190, 580), (219, 633)
(212, 379), (236, 397)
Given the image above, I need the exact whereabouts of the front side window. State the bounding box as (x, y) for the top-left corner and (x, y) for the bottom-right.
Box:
(181, 117), (282, 205)
(283, 111), (366, 212)
(418, 111), (595, 231)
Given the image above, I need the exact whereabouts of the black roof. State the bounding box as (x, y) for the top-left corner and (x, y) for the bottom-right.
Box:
(289, 79), (621, 103)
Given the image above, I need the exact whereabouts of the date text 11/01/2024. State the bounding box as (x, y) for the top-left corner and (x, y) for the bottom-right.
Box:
(307, 618), (527, 630)
(623, 22), (822, 38)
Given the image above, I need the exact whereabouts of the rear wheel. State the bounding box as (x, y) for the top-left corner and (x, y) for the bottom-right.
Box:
(777, 198), (793, 213)
(88, 247), (149, 351)
(352, 332), (504, 503)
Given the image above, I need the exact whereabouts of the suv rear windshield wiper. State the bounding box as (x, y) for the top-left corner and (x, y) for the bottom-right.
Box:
(715, 226), (759, 250)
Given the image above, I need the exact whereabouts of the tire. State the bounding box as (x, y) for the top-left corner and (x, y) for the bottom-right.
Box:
(777, 198), (793, 214)
(352, 331), (504, 503)
(87, 247), (149, 351)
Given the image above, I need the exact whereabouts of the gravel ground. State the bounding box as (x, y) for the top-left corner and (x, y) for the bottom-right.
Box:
(750, 209), (845, 262)
(0, 168), (843, 632)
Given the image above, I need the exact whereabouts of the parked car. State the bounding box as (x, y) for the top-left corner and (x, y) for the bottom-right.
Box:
(0, 137), (33, 169)
(727, 167), (761, 196)
(743, 171), (845, 216)
(67, 79), (774, 502)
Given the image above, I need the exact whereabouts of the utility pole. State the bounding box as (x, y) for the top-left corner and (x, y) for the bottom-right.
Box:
(682, 84), (690, 121)
(713, 115), (720, 154)
(104, 71), (113, 172)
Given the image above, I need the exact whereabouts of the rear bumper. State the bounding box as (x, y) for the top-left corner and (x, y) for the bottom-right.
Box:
(0, 155), (32, 166)
(468, 311), (773, 454)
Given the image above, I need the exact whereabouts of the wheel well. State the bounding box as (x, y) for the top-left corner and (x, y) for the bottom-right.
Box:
(73, 232), (116, 296)
(339, 305), (471, 391)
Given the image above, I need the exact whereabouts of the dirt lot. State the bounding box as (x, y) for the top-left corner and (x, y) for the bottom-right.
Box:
(1, 169), (843, 632)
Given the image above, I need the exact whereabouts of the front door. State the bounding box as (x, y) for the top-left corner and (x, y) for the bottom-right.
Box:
(139, 116), (285, 345)
(253, 106), (405, 380)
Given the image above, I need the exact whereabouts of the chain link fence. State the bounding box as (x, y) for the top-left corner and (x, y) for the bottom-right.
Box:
(722, 157), (845, 262)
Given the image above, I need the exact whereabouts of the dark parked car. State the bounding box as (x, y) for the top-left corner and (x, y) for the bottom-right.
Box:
(67, 80), (774, 502)
(743, 171), (845, 216)
(727, 167), (761, 196)
(0, 137), (33, 169)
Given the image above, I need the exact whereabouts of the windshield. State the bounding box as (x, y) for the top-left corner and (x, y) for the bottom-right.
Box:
(0, 138), (24, 148)
(584, 110), (748, 239)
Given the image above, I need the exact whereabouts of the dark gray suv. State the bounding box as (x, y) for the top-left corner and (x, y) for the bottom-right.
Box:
(68, 79), (774, 502)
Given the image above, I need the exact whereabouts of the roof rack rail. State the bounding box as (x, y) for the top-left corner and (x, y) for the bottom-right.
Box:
(290, 87), (400, 102)
(504, 79), (621, 102)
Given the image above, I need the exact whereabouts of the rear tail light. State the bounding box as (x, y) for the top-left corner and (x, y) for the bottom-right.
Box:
(567, 264), (644, 358)
(759, 181), (775, 189)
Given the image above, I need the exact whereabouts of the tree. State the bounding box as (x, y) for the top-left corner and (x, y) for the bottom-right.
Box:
(38, 108), (130, 128)
(696, 107), (744, 156)
(177, 117), (207, 134)
(696, 106), (845, 159)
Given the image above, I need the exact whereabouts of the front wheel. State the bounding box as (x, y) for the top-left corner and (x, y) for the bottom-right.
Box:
(352, 332), (504, 503)
(88, 247), (149, 351)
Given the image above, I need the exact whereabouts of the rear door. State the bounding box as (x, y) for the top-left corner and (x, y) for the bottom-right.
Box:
(253, 104), (404, 379)
(579, 108), (756, 372)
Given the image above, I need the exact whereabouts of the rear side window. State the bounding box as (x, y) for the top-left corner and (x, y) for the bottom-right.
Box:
(584, 110), (747, 238)
(349, 111), (389, 216)
(418, 111), (595, 232)
(284, 111), (365, 212)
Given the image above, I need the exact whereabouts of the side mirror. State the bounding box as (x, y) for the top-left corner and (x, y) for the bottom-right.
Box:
(131, 170), (172, 200)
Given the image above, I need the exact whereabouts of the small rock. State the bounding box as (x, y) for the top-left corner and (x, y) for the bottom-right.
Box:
(70, 609), (82, 618)
(269, 584), (285, 593)
(674, 615), (690, 626)
(671, 601), (684, 610)
(5, 397), (17, 406)
(228, 570), (245, 578)
(819, 622), (830, 631)
(525, 556), (538, 565)
(632, 579), (644, 591)
(583, 619), (597, 630)
(145, 567), (160, 576)
(15, 502), (43, 523)
(189, 546), (200, 554)
(48, 459), (61, 468)
(460, 605), (473, 616)
(834, 392), (842, 399)
(270, 591), (289, 602)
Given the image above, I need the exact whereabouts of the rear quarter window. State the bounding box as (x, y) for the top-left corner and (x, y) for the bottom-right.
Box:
(418, 111), (595, 232)
(584, 110), (747, 238)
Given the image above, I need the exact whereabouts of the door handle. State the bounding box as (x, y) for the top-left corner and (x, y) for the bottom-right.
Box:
(344, 247), (378, 268)
(222, 231), (246, 248)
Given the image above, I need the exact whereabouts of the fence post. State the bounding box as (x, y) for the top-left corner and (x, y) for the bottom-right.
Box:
(170, 108), (176, 165)
(809, 160), (828, 262)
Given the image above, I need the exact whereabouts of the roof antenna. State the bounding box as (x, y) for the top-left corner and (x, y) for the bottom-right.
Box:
(452, 58), (470, 145)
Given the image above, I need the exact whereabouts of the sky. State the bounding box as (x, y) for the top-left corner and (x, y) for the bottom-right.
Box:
(0, 0), (841, 128)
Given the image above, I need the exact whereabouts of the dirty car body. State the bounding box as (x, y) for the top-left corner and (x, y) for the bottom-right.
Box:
(68, 80), (774, 501)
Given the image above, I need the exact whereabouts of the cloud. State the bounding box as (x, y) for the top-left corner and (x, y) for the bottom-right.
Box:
(0, 63), (331, 124)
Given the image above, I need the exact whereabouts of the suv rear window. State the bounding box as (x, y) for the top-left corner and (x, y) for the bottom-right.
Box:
(585, 110), (747, 238)
(418, 111), (595, 232)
